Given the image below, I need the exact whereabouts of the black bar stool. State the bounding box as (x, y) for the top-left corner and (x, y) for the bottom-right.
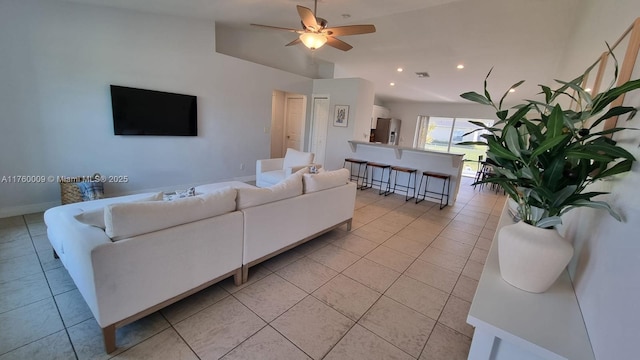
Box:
(390, 166), (417, 201)
(416, 171), (451, 209)
(362, 162), (392, 195)
(343, 158), (368, 189)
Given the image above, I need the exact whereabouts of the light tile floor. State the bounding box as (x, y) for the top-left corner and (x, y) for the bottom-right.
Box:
(0, 177), (505, 359)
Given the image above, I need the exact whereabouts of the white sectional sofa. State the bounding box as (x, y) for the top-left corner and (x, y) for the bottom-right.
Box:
(239, 169), (356, 282)
(44, 170), (355, 354)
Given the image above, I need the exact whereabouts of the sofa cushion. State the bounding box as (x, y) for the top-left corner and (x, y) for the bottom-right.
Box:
(237, 172), (303, 210)
(259, 170), (287, 186)
(73, 192), (163, 229)
(105, 187), (237, 241)
(303, 168), (350, 193)
(282, 148), (314, 169)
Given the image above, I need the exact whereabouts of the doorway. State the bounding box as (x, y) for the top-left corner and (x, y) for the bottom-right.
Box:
(270, 91), (306, 158)
(284, 95), (305, 152)
(309, 95), (329, 166)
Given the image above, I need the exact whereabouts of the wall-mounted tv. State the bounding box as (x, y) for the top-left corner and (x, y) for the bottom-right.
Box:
(110, 85), (197, 136)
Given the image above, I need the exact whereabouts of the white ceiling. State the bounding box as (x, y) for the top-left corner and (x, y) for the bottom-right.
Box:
(65, 0), (582, 104)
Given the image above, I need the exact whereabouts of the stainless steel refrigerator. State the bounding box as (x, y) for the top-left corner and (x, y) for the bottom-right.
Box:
(372, 118), (401, 145)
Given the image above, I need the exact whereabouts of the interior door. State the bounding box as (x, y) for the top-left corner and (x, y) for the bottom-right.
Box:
(284, 95), (305, 151)
(309, 96), (329, 166)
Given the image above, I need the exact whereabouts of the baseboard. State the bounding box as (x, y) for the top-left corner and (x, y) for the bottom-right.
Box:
(0, 175), (258, 218)
(0, 201), (60, 218)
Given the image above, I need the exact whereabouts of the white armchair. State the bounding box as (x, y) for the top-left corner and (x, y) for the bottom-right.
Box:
(256, 148), (316, 187)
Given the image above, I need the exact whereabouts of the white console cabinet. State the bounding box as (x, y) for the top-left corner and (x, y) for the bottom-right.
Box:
(467, 205), (594, 360)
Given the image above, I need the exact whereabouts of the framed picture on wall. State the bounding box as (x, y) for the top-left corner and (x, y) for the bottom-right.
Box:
(333, 105), (349, 127)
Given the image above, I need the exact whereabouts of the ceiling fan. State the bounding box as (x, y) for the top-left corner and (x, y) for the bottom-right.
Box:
(250, 0), (376, 51)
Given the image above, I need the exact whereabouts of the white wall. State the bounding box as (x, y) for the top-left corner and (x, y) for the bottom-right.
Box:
(270, 91), (286, 158)
(559, 0), (640, 81)
(312, 78), (375, 170)
(0, 0), (312, 216)
(554, 3), (640, 359)
(384, 101), (499, 147)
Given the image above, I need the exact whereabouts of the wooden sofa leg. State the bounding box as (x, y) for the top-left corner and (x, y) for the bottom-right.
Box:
(242, 266), (249, 284)
(102, 325), (116, 354)
(233, 268), (243, 286)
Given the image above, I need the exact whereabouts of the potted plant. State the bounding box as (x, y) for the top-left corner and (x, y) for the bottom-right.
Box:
(459, 56), (640, 293)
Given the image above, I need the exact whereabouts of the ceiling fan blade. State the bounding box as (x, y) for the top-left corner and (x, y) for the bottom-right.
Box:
(285, 38), (302, 47)
(326, 36), (353, 51)
(325, 24), (376, 36)
(250, 24), (300, 33)
(297, 5), (320, 31)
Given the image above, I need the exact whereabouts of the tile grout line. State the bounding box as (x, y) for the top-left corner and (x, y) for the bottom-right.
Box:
(24, 214), (81, 360)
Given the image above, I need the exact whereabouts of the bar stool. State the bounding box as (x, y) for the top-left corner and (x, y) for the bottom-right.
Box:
(343, 158), (368, 189)
(362, 162), (391, 195)
(390, 166), (418, 201)
(416, 171), (451, 209)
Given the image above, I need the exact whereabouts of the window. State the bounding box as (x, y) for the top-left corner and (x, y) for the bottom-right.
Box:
(413, 116), (495, 176)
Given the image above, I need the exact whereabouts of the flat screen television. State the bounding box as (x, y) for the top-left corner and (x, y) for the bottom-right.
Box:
(110, 85), (197, 136)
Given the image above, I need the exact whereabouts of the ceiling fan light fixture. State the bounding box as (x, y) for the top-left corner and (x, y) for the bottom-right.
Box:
(300, 32), (327, 50)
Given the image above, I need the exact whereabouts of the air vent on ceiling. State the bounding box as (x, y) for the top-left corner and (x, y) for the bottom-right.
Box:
(416, 72), (430, 78)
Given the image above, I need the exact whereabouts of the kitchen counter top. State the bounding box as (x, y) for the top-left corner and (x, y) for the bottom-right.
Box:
(346, 140), (465, 205)
(348, 140), (465, 160)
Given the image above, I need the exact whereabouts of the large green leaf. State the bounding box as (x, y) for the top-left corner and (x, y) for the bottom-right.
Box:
(530, 134), (570, 159)
(542, 157), (565, 190)
(589, 106), (637, 130)
(591, 79), (640, 114)
(460, 91), (493, 106)
(483, 67), (494, 105)
(551, 185), (577, 208)
(468, 120), (493, 129)
(592, 159), (634, 179)
(487, 138), (520, 160)
(540, 85), (552, 103)
(506, 104), (532, 126)
(499, 80), (525, 109)
(565, 149), (615, 162)
(546, 104), (565, 138)
(504, 126), (522, 158)
(536, 216), (562, 228)
(456, 141), (489, 147)
(562, 200), (622, 221)
(584, 143), (635, 160)
(554, 79), (593, 106)
(550, 73), (585, 103)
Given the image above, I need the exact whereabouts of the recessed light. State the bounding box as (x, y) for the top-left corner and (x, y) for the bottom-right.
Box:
(585, 88), (592, 93)
(509, 88), (516, 93)
(457, 64), (464, 69)
(390, 82), (395, 86)
(397, 67), (403, 72)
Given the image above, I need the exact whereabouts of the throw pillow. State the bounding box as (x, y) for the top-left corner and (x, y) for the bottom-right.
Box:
(282, 148), (314, 169)
(73, 192), (163, 229)
(236, 172), (303, 210)
(303, 168), (349, 193)
(77, 181), (104, 201)
(105, 187), (237, 241)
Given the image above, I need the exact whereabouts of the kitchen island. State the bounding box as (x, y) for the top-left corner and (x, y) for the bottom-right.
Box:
(347, 140), (465, 206)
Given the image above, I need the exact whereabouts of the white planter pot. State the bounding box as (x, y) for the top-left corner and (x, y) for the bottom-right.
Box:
(498, 221), (573, 293)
